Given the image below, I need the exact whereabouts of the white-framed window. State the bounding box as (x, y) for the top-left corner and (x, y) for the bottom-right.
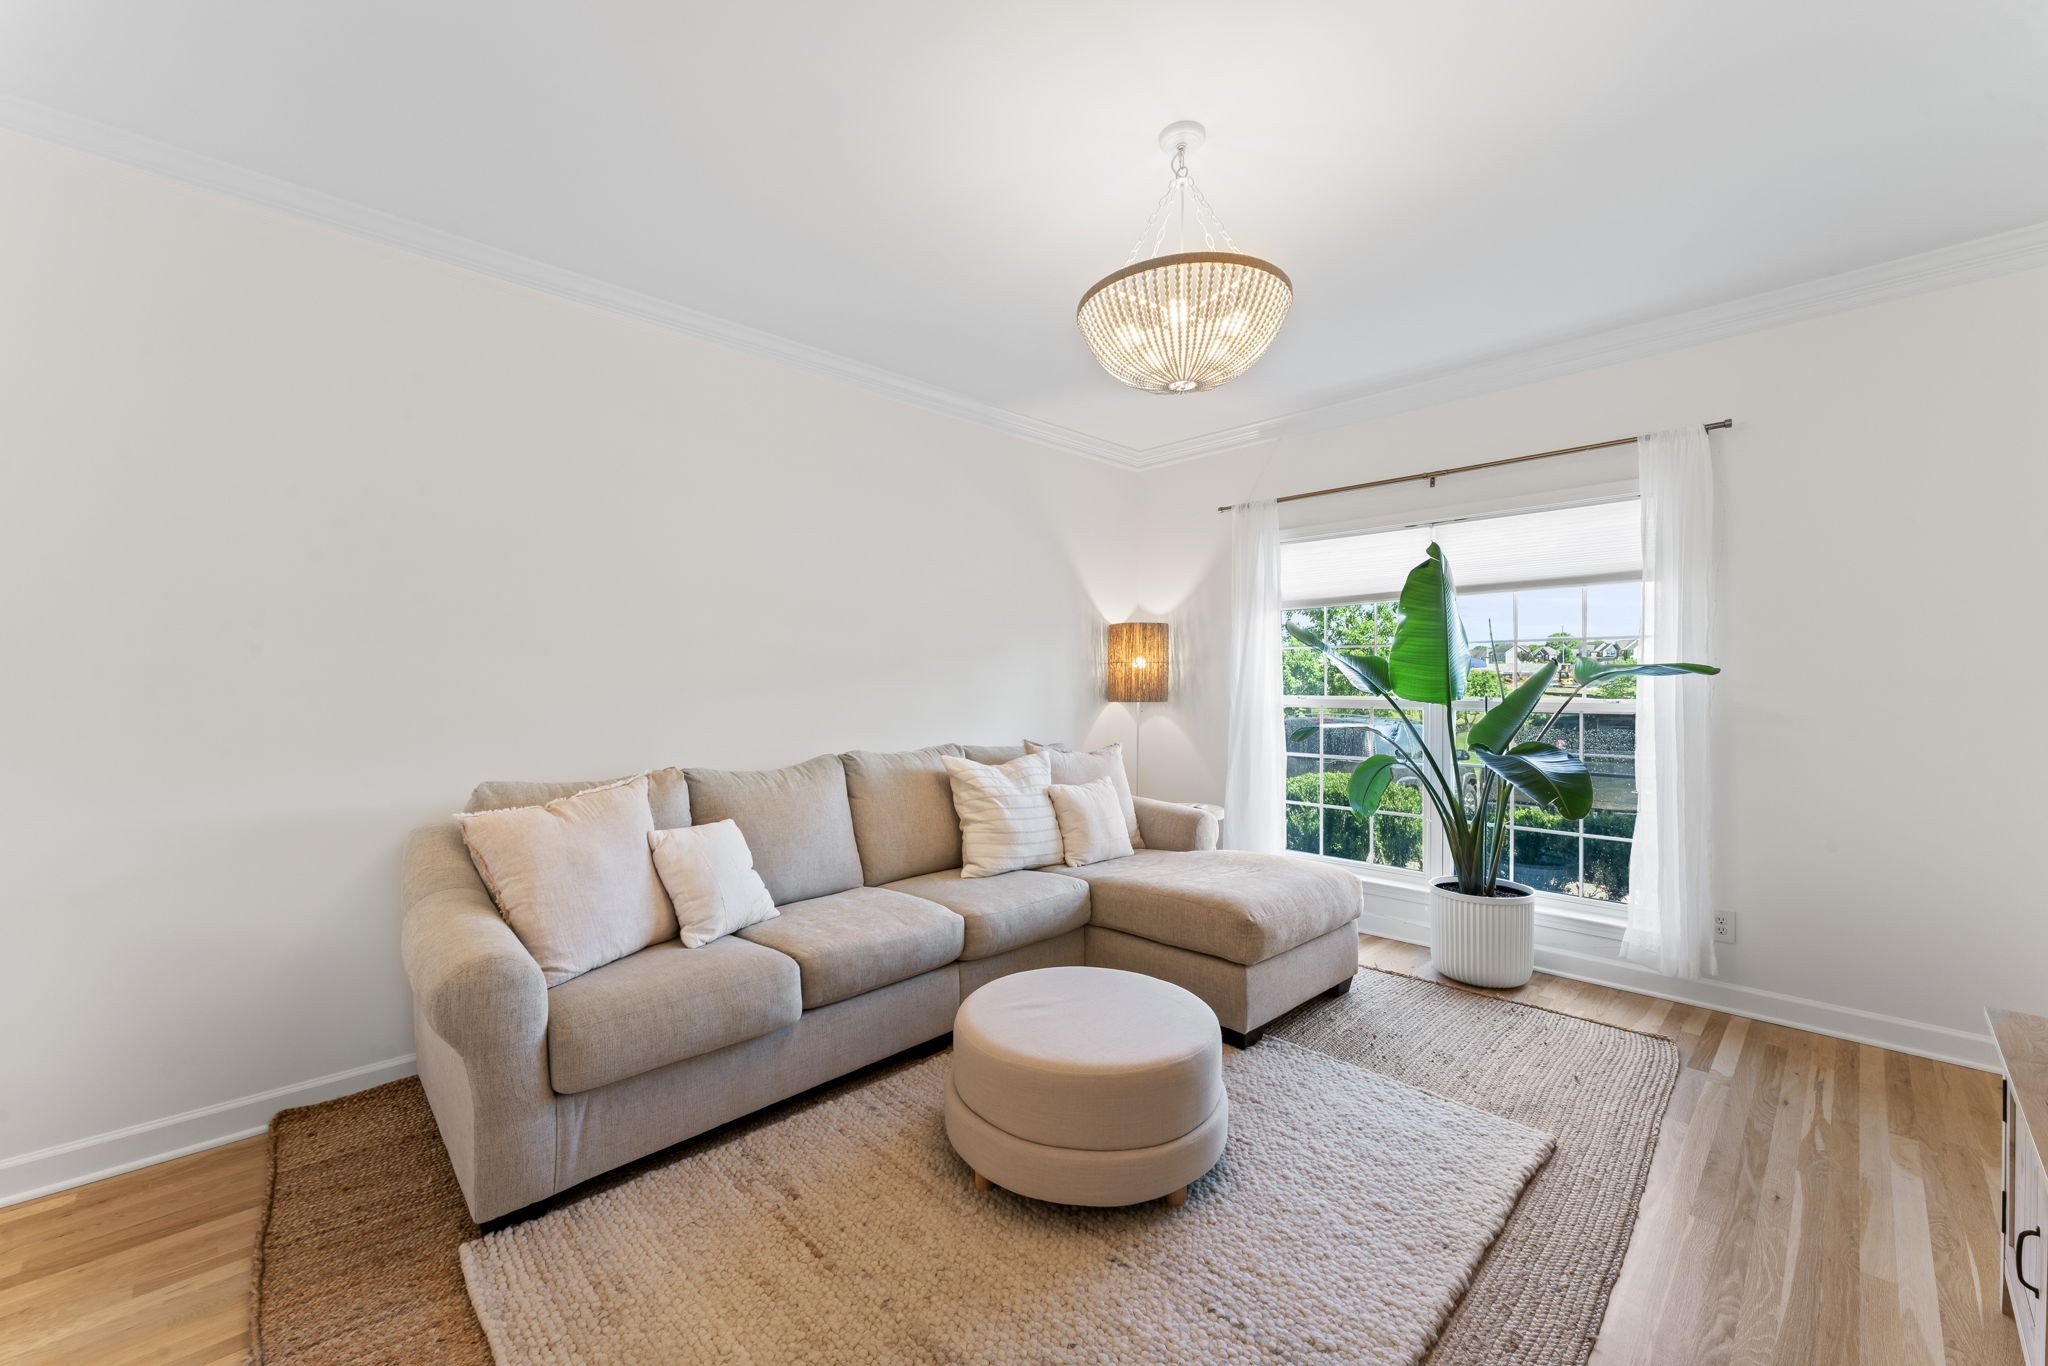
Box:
(1279, 500), (1644, 914)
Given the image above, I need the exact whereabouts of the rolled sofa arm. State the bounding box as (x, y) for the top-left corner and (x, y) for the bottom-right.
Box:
(1135, 797), (1221, 853)
(400, 822), (556, 1220)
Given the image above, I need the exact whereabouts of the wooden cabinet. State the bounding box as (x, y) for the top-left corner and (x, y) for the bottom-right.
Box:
(1993, 1008), (2048, 1366)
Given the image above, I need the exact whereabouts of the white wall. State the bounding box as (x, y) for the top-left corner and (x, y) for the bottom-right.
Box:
(0, 131), (1145, 1198)
(1129, 264), (2048, 1064)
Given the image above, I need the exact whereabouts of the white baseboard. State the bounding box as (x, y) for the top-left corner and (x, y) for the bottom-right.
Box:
(0, 1053), (418, 1208)
(1357, 903), (1998, 1072)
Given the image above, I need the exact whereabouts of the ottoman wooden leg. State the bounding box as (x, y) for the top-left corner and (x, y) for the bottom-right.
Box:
(974, 1172), (993, 1192)
(1166, 1186), (1188, 1208)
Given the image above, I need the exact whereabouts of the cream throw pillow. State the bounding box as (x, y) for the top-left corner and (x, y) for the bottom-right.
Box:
(942, 752), (1062, 878)
(648, 821), (780, 947)
(455, 775), (678, 987)
(1048, 777), (1137, 868)
(1025, 740), (1144, 848)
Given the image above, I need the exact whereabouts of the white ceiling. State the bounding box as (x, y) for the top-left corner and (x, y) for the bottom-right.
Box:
(4, 1), (2045, 466)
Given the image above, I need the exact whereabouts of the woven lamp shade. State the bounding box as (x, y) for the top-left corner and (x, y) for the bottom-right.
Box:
(1106, 622), (1170, 703)
(1076, 251), (1292, 394)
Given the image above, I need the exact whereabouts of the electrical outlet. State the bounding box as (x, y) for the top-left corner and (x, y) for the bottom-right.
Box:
(1713, 911), (1736, 944)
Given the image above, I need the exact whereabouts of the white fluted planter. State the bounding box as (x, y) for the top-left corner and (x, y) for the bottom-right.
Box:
(1428, 878), (1536, 989)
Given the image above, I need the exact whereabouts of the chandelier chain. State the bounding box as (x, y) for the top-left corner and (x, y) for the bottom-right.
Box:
(1123, 178), (1181, 266)
(1120, 142), (1243, 265)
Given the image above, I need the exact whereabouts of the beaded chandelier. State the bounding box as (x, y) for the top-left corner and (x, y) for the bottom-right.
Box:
(1076, 122), (1292, 395)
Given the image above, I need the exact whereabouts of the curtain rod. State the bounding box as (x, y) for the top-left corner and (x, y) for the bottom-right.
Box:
(1213, 419), (1734, 513)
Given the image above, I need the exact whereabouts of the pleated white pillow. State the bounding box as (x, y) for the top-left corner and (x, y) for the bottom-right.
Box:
(648, 820), (779, 948)
(1048, 776), (1137, 868)
(942, 752), (1062, 878)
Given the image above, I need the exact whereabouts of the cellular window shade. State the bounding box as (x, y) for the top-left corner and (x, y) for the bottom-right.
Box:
(1281, 499), (1642, 607)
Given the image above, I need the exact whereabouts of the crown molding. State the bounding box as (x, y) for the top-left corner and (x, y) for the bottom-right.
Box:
(0, 95), (1143, 468)
(6, 94), (2046, 474)
(1118, 217), (2048, 469)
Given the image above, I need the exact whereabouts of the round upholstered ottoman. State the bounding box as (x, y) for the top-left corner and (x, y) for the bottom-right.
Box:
(945, 966), (1227, 1208)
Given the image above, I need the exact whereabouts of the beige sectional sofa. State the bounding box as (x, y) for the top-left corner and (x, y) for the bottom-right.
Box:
(400, 743), (1362, 1222)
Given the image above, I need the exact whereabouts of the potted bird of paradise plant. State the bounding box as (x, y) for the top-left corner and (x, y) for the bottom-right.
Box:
(1286, 542), (1717, 988)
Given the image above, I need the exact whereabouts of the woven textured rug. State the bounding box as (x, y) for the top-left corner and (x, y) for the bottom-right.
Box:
(250, 967), (1677, 1363)
(1273, 973), (1679, 1365)
(459, 1041), (1550, 1364)
(250, 1079), (490, 1363)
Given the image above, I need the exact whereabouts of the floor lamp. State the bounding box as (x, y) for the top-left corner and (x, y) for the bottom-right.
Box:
(1106, 622), (1169, 793)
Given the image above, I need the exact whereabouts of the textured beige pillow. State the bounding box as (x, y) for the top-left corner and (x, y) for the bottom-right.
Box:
(1024, 740), (1144, 848)
(1048, 776), (1137, 868)
(942, 752), (1062, 878)
(648, 821), (779, 948)
(454, 775), (677, 986)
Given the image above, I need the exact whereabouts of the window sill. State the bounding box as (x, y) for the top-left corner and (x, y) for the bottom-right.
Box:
(1290, 852), (1627, 941)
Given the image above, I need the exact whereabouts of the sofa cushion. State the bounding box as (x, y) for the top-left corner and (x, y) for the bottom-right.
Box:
(685, 755), (862, 906)
(545, 936), (801, 1094)
(737, 886), (964, 1008)
(957, 743), (1026, 765)
(882, 868), (1090, 961)
(468, 767), (692, 830)
(843, 745), (965, 886)
(1051, 851), (1361, 966)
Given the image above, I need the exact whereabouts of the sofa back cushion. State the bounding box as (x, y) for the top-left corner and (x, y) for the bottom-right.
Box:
(469, 767), (692, 829)
(684, 754), (862, 905)
(957, 743), (1026, 765)
(842, 745), (966, 886)
(453, 775), (678, 987)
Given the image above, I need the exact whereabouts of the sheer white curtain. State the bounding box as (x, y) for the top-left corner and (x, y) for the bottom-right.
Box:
(1222, 500), (1283, 853)
(1623, 427), (1717, 977)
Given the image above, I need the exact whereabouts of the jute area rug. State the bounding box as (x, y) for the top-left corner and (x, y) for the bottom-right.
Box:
(251, 968), (1678, 1364)
(1272, 972), (1680, 1365)
(458, 1041), (1551, 1364)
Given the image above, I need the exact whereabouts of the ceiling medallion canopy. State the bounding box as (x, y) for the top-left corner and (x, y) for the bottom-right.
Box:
(1076, 121), (1292, 395)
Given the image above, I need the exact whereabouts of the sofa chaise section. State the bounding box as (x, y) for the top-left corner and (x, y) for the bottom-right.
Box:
(1058, 850), (1361, 1045)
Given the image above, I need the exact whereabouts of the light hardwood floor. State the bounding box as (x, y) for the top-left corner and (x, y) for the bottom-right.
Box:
(0, 937), (2021, 1365)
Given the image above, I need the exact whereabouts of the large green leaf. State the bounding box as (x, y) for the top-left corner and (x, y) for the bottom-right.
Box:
(1282, 619), (1325, 651)
(1466, 662), (1557, 753)
(1469, 742), (1593, 820)
(1283, 621), (1395, 697)
(1388, 543), (1469, 705)
(1332, 651), (1395, 696)
(1346, 755), (1402, 818)
(1577, 661), (1720, 683)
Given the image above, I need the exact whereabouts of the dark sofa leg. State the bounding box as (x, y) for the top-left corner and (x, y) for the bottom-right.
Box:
(1222, 1025), (1266, 1049)
(1324, 976), (1354, 998)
